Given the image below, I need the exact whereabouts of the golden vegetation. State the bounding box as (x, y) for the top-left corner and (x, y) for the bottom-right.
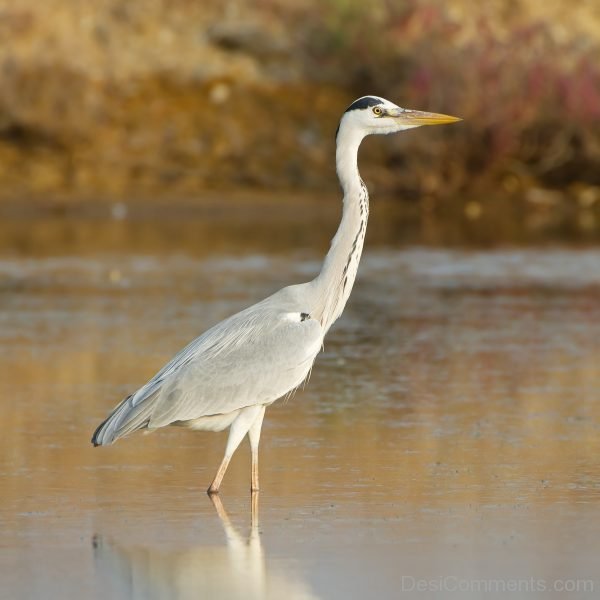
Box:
(0, 0), (599, 233)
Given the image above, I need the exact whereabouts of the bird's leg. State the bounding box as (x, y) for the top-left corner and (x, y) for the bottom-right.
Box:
(207, 405), (263, 495)
(207, 456), (231, 495)
(250, 490), (259, 541)
(248, 406), (266, 492)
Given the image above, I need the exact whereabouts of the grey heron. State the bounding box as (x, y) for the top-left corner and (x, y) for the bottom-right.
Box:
(91, 96), (460, 494)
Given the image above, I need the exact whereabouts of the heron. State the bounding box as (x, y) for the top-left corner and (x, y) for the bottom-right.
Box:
(91, 96), (460, 494)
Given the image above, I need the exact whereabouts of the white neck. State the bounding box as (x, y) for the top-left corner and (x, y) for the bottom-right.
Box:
(310, 121), (369, 333)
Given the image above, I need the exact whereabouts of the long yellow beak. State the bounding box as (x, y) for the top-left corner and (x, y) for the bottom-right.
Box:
(385, 108), (462, 126)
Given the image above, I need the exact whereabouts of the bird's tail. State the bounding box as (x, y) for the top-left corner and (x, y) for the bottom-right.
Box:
(91, 391), (157, 446)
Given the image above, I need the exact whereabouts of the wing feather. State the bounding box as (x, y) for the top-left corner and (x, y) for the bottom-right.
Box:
(92, 293), (323, 445)
(149, 308), (322, 427)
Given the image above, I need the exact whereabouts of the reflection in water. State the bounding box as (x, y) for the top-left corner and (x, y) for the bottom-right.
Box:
(92, 494), (318, 600)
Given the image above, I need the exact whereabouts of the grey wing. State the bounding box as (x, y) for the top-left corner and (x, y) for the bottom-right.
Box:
(149, 307), (322, 426)
(92, 304), (322, 444)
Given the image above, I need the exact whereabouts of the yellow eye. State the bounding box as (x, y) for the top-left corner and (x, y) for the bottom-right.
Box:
(373, 106), (383, 116)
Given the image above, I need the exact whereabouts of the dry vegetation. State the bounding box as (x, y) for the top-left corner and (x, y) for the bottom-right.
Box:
(0, 0), (599, 234)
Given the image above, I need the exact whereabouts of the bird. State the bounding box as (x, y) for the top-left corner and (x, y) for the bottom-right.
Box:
(91, 96), (460, 494)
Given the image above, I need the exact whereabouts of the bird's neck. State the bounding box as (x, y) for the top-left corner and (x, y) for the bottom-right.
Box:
(311, 125), (369, 333)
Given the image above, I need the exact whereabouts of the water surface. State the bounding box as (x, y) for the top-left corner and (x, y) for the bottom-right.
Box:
(1, 208), (599, 599)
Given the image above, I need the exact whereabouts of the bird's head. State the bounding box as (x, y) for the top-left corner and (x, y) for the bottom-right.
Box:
(338, 96), (461, 139)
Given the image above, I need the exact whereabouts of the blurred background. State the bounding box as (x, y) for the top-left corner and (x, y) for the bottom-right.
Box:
(0, 0), (599, 243)
(2, 2), (600, 598)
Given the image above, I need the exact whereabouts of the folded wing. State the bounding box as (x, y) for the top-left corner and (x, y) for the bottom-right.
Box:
(92, 303), (322, 445)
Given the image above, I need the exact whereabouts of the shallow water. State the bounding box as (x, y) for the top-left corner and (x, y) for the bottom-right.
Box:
(1, 208), (600, 599)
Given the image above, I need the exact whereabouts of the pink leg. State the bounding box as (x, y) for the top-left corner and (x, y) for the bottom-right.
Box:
(248, 406), (266, 492)
(207, 405), (264, 495)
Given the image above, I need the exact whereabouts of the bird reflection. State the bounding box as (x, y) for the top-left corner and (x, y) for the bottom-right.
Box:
(92, 493), (318, 600)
